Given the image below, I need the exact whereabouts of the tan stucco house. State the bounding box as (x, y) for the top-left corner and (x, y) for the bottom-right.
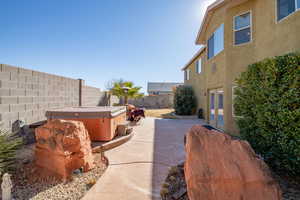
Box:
(182, 0), (300, 134)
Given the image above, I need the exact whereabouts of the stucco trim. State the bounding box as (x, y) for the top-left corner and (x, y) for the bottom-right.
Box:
(181, 46), (206, 71)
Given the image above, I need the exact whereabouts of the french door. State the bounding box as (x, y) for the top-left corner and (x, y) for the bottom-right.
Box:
(209, 89), (224, 129)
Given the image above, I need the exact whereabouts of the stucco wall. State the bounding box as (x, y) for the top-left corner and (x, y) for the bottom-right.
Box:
(0, 64), (114, 131)
(184, 0), (300, 134)
(128, 95), (174, 109)
(184, 52), (207, 117)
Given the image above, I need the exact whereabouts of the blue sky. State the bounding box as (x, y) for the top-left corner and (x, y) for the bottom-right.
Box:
(0, 0), (214, 93)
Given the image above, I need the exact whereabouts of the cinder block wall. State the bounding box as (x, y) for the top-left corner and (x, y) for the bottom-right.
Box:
(0, 64), (108, 131)
(128, 95), (174, 109)
(82, 85), (105, 106)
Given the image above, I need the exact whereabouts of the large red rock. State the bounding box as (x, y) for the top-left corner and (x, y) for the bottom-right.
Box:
(35, 119), (95, 180)
(184, 125), (282, 200)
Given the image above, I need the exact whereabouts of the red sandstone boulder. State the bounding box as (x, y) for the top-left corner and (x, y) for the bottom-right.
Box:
(35, 119), (95, 180)
(185, 125), (282, 200)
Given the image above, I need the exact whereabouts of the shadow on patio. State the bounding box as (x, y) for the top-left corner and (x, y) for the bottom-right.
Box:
(151, 118), (203, 199)
(81, 117), (203, 200)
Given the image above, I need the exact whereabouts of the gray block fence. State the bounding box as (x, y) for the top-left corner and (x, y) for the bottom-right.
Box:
(0, 64), (118, 131)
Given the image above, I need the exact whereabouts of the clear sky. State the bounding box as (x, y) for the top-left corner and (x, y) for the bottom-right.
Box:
(0, 0), (214, 93)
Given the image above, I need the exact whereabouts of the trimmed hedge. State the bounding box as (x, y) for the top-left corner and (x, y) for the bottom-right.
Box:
(174, 85), (197, 115)
(234, 52), (300, 175)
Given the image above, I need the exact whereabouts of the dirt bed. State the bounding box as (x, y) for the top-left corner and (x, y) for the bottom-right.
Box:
(145, 109), (176, 119)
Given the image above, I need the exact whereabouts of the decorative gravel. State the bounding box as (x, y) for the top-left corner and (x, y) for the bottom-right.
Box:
(160, 163), (188, 200)
(11, 153), (107, 200)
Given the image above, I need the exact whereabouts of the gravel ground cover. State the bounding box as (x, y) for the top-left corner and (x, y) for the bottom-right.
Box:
(10, 153), (107, 200)
(160, 163), (188, 200)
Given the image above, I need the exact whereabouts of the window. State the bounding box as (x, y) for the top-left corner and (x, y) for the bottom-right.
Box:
(195, 59), (202, 74)
(208, 36), (214, 59)
(185, 69), (190, 80)
(234, 12), (251, 45)
(214, 24), (224, 55)
(207, 24), (224, 59)
(277, 0), (300, 21)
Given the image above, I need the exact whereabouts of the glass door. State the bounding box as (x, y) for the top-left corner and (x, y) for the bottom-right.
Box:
(209, 91), (216, 127)
(216, 90), (224, 129)
(209, 89), (224, 129)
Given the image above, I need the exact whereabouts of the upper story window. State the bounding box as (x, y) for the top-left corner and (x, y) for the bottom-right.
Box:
(234, 12), (251, 45)
(207, 24), (224, 60)
(185, 69), (190, 80)
(277, 0), (300, 21)
(195, 59), (202, 74)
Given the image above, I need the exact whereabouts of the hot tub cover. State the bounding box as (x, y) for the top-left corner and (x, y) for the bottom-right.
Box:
(46, 106), (126, 119)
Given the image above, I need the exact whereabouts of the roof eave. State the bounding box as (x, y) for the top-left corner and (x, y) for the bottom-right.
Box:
(181, 46), (206, 71)
(195, 0), (226, 45)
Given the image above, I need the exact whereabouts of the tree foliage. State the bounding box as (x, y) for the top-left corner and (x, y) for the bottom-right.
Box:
(234, 52), (300, 175)
(174, 85), (197, 115)
(108, 79), (143, 104)
(0, 130), (23, 174)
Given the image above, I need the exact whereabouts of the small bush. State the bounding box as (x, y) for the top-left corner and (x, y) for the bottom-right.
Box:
(0, 129), (23, 174)
(174, 85), (197, 115)
(234, 52), (300, 175)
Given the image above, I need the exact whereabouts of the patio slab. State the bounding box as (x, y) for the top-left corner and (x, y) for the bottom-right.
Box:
(82, 117), (204, 200)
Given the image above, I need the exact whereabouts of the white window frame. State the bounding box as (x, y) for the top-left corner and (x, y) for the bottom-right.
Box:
(195, 59), (202, 74)
(276, 0), (300, 22)
(233, 11), (252, 46)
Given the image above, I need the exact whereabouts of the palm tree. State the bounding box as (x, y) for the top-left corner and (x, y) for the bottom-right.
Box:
(109, 79), (143, 105)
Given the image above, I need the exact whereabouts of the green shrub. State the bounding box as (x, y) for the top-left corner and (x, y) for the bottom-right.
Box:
(174, 85), (197, 115)
(234, 52), (300, 175)
(0, 129), (23, 174)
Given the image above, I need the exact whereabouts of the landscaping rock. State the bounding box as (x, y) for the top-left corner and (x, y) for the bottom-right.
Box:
(1, 173), (12, 200)
(20, 125), (36, 145)
(185, 125), (282, 200)
(12, 120), (25, 133)
(35, 119), (95, 180)
(12, 120), (36, 145)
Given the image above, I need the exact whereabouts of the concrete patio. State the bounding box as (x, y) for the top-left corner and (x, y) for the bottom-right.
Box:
(82, 117), (204, 200)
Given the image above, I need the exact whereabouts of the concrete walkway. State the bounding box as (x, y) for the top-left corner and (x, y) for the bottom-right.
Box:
(82, 117), (203, 200)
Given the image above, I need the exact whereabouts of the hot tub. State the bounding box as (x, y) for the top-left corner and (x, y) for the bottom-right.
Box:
(45, 106), (126, 141)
